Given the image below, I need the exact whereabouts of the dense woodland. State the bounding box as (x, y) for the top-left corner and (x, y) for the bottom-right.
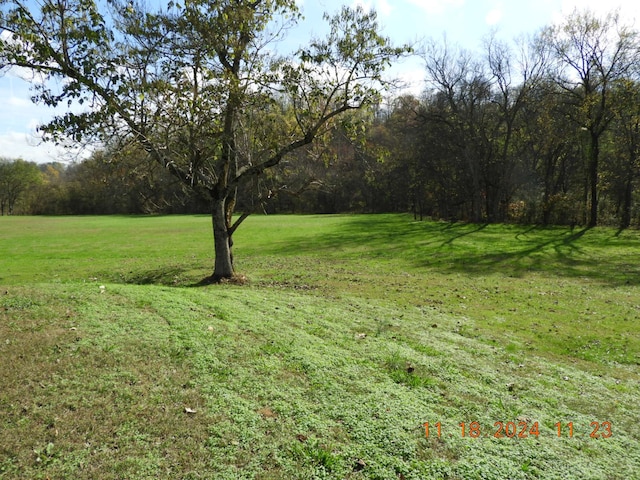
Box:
(2, 8), (640, 227)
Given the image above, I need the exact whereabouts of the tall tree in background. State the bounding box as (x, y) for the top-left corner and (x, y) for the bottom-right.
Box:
(518, 80), (585, 225)
(607, 79), (640, 228)
(419, 33), (549, 223)
(483, 33), (547, 222)
(0, 0), (405, 282)
(422, 40), (489, 222)
(543, 9), (640, 226)
(0, 158), (42, 215)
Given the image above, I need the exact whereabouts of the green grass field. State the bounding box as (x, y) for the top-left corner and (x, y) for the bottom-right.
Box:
(1, 214), (639, 479)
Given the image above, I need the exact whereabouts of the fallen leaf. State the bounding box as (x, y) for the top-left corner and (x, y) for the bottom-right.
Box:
(258, 407), (277, 418)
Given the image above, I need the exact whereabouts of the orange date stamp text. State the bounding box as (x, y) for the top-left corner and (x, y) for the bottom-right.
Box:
(424, 421), (612, 439)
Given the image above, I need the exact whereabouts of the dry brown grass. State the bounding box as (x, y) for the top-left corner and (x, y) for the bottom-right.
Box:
(0, 288), (213, 479)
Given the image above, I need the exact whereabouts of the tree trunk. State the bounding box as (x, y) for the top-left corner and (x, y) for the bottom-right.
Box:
(210, 196), (235, 283)
(468, 156), (483, 223)
(620, 177), (633, 230)
(588, 132), (599, 227)
(542, 183), (552, 226)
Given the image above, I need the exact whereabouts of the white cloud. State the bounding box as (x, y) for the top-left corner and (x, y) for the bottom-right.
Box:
(26, 118), (41, 131)
(377, 0), (393, 17)
(486, 5), (503, 26)
(392, 67), (426, 96)
(0, 131), (49, 162)
(0, 130), (90, 163)
(7, 65), (47, 84)
(7, 96), (32, 108)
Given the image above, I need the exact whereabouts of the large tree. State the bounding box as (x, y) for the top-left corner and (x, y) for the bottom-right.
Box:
(0, 0), (405, 281)
(542, 9), (640, 226)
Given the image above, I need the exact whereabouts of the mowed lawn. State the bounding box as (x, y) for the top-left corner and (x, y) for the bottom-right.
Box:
(1, 214), (639, 479)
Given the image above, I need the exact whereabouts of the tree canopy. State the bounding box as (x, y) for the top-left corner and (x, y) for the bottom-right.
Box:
(0, 158), (42, 215)
(0, 0), (407, 281)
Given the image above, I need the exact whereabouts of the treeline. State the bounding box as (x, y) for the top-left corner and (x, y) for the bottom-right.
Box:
(3, 10), (640, 227)
(1, 155), (210, 216)
(270, 9), (640, 228)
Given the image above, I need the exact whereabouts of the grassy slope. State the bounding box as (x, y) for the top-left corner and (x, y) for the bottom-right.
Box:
(1, 214), (639, 479)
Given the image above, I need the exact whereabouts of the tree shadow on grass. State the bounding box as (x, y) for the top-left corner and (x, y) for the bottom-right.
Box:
(107, 215), (639, 288)
(440, 222), (489, 245)
(260, 215), (640, 287)
(117, 266), (195, 286)
(421, 223), (637, 286)
(443, 226), (592, 279)
(113, 265), (235, 288)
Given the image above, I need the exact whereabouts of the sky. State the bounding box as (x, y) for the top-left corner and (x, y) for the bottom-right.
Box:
(2, 0), (640, 164)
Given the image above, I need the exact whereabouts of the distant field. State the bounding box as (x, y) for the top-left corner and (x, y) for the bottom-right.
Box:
(1, 214), (639, 479)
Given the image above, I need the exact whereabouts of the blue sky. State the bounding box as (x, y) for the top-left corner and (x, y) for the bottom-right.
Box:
(2, 0), (640, 163)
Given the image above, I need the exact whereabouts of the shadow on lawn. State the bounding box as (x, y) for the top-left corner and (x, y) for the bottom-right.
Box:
(113, 215), (639, 288)
(262, 215), (640, 286)
(443, 226), (590, 277)
(120, 266), (192, 286)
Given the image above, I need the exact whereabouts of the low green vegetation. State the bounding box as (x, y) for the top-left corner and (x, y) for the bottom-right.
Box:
(1, 214), (639, 479)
